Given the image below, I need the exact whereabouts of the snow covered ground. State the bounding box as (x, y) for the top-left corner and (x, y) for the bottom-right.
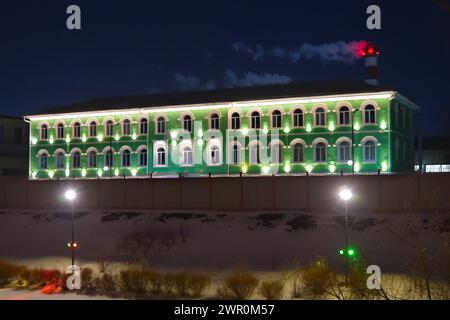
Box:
(1, 209), (449, 274)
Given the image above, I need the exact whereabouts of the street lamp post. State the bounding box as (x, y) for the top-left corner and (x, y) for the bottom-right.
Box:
(351, 108), (360, 175)
(339, 187), (352, 282)
(65, 189), (76, 267)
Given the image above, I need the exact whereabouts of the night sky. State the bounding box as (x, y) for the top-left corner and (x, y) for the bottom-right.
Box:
(1, 1), (449, 135)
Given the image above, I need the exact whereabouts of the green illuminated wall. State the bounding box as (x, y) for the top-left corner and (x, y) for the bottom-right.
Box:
(28, 96), (416, 179)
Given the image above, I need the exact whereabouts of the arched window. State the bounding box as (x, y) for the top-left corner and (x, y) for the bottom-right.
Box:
(39, 152), (48, 169)
(210, 145), (220, 165)
(183, 115), (192, 132)
(105, 149), (114, 167)
(88, 151), (97, 168)
(271, 110), (282, 128)
(156, 117), (166, 134)
(40, 124), (48, 140)
(230, 144), (242, 165)
(314, 142), (326, 162)
(249, 143), (261, 164)
(251, 111), (261, 129)
(270, 142), (283, 164)
(73, 122), (81, 138)
(72, 151), (81, 168)
(210, 113), (220, 130)
(56, 123), (65, 140)
(363, 140), (376, 162)
(122, 119), (131, 136)
(292, 143), (304, 163)
(139, 118), (148, 135)
(157, 147), (166, 166)
(89, 121), (97, 137)
(337, 141), (351, 162)
(181, 146), (193, 166)
(55, 152), (65, 169)
(139, 148), (147, 167)
(292, 109), (304, 127)
(231, 112), (241, 130)
(105, 120), (114, 137)
(364, 105), (376, 124)
(315, 107), (326, 126)
(121, 149), (131, 167)
(338, 106), (350, 126)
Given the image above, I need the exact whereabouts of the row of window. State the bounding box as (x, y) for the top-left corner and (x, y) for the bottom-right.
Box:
(37, 138), (378, 170)
(37, 104), (379, 141)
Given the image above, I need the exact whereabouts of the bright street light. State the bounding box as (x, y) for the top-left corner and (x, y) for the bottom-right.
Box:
(339, 188), (353, 201)
(65, 189), (76, 201)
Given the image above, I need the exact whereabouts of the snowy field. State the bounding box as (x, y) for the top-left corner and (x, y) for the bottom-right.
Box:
(1, 209), (449, 272)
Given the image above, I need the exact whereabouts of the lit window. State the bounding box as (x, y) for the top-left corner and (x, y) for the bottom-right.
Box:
(157, 117), (166, 134)
(105, 120), (114, 137)
(338, 107), (350, 126)
(183, 115), (192, 132)
(88, 151), (97, 168)
(337, 141), (351, 162)
(315, 108), (326, 126)
(231, 112), (241, 130)
(293, 109), (303, 127)
(270, 142), (283, 164)
(210, 145), (220, 165)
(73, 122), (81, 139)
(105, 149), (114, 167)
(271, 110), (282, 129)
(363, 140), (376, 162)
(121, 149), (131, 167)
(72, 151), (81, 168)
(89, 121), (97, 137)
(139, 148), (147, 167)
(181, 146), (193, 166)
(249, 143), (261, 164)
(314, 142), (326, 162)
(39, 152), (48, 169)
(251, 111), (261, 129)
(230, 144), (241, 165)
(56, 123), (65, 140)
(364, 105), (376, 124)
(210, 113), (220, 130)
(122, 119), (131, 136)
(56, 152), (65, 169)
(139, 118), (148, 135)
(157, 147), (166, 166)
(292, 143), (304, 163)
(40, 124), (48, 140)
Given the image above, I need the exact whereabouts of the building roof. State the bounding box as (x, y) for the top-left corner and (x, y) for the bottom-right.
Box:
(32, 80), (395, 116)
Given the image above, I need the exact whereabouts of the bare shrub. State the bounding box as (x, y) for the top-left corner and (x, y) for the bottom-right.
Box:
(259, 279), (284, 300)
(174, 272), (190, 296)
(119, 264), (149, 294)
(217, 269), (259, 300)
(95, 261), (117, 295)
(187, 273), (211, 297)
(301, 258), (343, 300)
(163, 273), (176, 295)
(0, 260), (24, 286)
(146, 269), (163, 294)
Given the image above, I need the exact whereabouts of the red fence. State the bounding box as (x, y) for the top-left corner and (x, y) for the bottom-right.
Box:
(1, 174), (450, 212)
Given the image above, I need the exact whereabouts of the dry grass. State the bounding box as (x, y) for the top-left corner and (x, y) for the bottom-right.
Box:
(217, 268), (259, 300)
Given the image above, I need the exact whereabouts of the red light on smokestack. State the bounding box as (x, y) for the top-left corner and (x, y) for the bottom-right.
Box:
(363, 43), (379, 86)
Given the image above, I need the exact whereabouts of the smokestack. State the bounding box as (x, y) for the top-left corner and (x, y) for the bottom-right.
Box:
(361, 43), (380, 86)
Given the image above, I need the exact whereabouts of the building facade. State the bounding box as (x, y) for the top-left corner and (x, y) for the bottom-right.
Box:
(0, 115), (28, 176)
(25, 82), (418, 179)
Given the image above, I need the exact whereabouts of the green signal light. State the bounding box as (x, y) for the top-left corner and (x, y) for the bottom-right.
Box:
(339, 249), (344, 255)
(348, 249), (355, 256)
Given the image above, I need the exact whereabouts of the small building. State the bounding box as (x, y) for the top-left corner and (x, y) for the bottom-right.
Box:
(0, 115), (29, 176)
(24, 80), (419, 180)
(415, 135), (450, 172)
